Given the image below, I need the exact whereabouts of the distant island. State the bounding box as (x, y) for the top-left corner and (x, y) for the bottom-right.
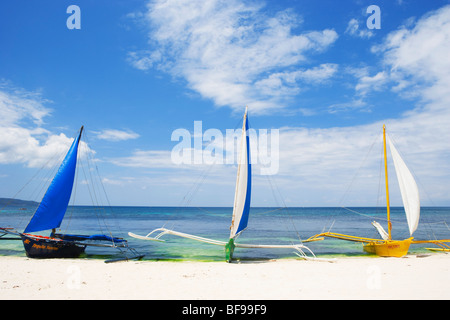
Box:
(0, 198), (39, 207)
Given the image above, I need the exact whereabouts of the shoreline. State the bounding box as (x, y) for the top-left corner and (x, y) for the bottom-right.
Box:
(1, 253), (449, 300)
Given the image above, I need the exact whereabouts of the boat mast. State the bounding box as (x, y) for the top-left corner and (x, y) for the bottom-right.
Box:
(383, 125), (392, 240)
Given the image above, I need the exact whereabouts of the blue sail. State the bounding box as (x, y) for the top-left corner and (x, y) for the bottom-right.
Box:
(24, 127), (83, 234)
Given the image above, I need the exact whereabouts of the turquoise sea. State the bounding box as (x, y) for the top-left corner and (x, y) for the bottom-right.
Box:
(1, 205), (449, 261)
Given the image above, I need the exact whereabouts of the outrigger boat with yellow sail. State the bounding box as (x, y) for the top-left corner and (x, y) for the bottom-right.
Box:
(307, 125), (450, 257)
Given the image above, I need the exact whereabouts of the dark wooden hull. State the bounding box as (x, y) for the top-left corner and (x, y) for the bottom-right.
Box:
(21, 234), (86, 258)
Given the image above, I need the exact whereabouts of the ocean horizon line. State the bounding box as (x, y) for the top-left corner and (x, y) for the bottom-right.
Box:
(1, 198), (449, 209)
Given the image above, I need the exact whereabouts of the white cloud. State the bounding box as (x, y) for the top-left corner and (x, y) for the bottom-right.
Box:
(376, 5), (450, 104)
(94, 129), (140, 141)
(0, 82), (51, 126)
(353, 5), (450, 101)
(296, 63), (339, 83)
(127, 50), (161, 71)
(345, 18), (374, 39)
(355, 71), (388, 95)
(130, 0), (338, 114)
(281, 5), (450, 205)
(115, 5), (450, 206)
(0, 83), (93, 168)
(255, 63), (338, 91)
(327, 98), (369, 114)
(110, 150), (176, 168)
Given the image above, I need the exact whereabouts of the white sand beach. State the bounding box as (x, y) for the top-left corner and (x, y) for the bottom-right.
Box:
(1, 254), (449, 300)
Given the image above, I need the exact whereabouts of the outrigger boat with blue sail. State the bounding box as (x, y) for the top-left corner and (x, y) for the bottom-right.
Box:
(1, 126), (143, 261)
(129, 107), (323, 262)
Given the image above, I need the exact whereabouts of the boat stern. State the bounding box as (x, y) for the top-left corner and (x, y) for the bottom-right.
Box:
(363, 237), (413, 257)
(225, 238), (235, 263)
(21, 234), (86, 258)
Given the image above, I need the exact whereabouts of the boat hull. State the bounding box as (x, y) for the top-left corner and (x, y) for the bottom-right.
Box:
(225, 238), (235, 263)
(363, 237), (413, 257)
(21, 234), (86, 258)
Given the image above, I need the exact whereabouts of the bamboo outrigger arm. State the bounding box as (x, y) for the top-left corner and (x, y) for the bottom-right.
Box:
(129, 228), (335, 262)
(412, 239), (450, 252)
(0, 227), (22, 240)
(306, 232), (387, 244)
(129, 228), (227, 245)
(307, 232), (450, 252)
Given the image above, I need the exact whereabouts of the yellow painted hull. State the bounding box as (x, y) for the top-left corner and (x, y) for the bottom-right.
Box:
(363, 238), (413, 257)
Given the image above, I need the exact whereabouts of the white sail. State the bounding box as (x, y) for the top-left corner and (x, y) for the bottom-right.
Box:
(387, 135), (420, 236)
(229, 108), (251, 239)
(371, 221), (389, 240)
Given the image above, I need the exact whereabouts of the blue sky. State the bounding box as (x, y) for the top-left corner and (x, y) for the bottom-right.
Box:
(1, 0), (449, 207)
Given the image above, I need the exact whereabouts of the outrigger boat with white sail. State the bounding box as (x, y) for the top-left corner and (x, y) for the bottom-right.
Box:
(1, 126), (143, 262)
(307, 125), (450, 257)
(129, 107), (322, 262)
